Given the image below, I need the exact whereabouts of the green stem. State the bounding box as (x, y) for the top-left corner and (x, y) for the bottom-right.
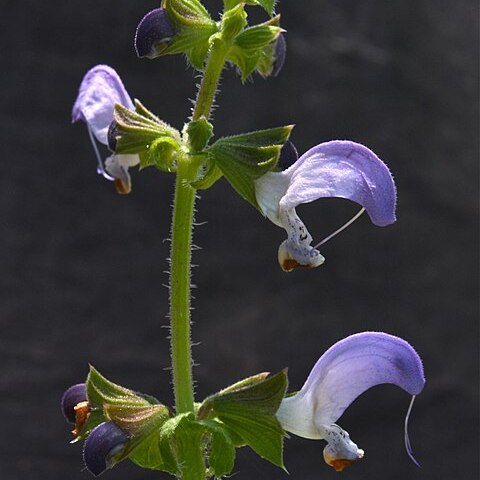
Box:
(168, 36), (229, 480)
(192, 39), (228, 121)
(170, 160), (197, 415)
(169, 41), (228, 416)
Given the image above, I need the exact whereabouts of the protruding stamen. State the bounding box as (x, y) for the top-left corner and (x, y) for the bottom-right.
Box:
(87, 126), (114, 181)
(314, 207), (366, 248)
(404, 395), (421, 467)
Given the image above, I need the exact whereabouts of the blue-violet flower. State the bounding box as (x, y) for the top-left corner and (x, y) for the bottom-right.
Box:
(83, 421), (129, 476)
(72, 65), (139, 194)
(276, 332), (425, 471)
(255, 140), (396, 271)
(61, 383), (87, 423)
(135, 8), (175, 59)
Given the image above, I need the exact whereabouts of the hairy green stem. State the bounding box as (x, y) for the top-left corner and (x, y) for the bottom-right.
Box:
(168, 34), (229, 480)
(192, 39), (228, 121)
(169, 159), (197, 415)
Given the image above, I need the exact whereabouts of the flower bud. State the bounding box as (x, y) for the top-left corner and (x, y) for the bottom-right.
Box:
(277, 140), (298, 170)
(83, 421), (128, 476)
(61, 384), (87, 423)
(135, 8), (175, 59)
(107, 121), (119, 152)
(271, 33), (286, 77)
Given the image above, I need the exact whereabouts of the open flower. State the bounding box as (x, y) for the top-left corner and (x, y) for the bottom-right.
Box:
(254, 140), (396, 271)
(72, 65), (139, 193)
(276, 332), (425, 471)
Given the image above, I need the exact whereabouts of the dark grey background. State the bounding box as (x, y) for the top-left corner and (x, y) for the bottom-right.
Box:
(1, 0), (478, 479)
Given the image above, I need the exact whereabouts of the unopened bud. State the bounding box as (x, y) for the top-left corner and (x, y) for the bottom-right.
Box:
(83, 421), (128, 476)
(135, 8), (175, 59)
(61, 384), (87, 423)
(277, 140), (298, 170)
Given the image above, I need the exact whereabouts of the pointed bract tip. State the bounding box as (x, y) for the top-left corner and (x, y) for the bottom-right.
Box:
(135, 8), (175, 59)
(83, 422), (128, 476)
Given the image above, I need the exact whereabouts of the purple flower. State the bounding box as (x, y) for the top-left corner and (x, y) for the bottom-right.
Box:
(254, 140), (397, 271)
(72, 65), (140, 194)
(83, 421), (129, 476)
(276, 332), (425, 471)
(135, 8), (176, 59)
(61, 383), (87, 423)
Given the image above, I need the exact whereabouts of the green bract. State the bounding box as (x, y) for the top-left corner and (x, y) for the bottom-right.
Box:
(224, 0), (277, 16)
(226, 15), (282, 81)
(235, 19), (283, 50)
(78, 367), (288, 476)
(161, 0), (218, 69)
(199, 370), (288, 469)
(78, 365), (171, 471)
(113, 101), (181, 172)
(220, 3), (247, 42)
(205, 125), (293, 207)
(185, 116), (214, 153)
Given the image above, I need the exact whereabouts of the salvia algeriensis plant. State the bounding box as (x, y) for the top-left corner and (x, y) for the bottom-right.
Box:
(64, 1), (425, 478)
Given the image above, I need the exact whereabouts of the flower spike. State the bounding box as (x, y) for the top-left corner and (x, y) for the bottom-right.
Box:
(276, 332), (425, 471)
(72, 65), (140, 193)
(255, 140), (397, 271)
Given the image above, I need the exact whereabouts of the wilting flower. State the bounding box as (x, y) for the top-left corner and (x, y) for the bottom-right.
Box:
(276, 332), (425, 471)
(135, 8), (176, 59)
(72, 65), (139, 193)
(255, 140), (396, 271)
(83, 421), (129, 476)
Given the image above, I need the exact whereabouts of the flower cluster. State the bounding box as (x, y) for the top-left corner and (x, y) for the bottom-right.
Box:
(73, 65), (396, 270)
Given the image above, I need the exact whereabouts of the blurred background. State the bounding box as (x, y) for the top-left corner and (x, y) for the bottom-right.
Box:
(1, 0), (478, 479)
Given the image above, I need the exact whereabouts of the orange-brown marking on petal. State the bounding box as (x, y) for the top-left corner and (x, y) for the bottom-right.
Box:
(114, 178), (131, 194)
(281, 258), (314, 272)
(328, 458), (360, 472)
(72, 401), (91, 438)
(330, 459), (355, 472)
